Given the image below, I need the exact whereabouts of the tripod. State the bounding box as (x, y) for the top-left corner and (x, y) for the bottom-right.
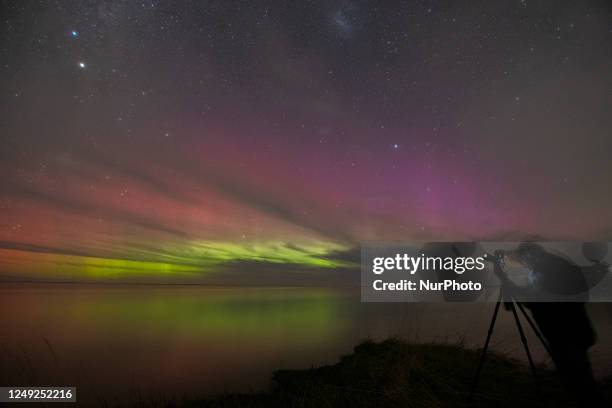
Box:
(468, 283), (553, 402)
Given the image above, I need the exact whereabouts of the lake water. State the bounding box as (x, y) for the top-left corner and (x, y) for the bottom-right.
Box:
(1, 284), (611, 406)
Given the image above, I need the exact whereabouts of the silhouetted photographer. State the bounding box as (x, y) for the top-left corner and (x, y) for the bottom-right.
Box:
(489, 243), (604, 406)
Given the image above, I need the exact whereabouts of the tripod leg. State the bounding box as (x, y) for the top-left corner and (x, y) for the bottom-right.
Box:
(469, 290), (503, 401)
(515, 301), (553, 358)
(508, 301), (540, 391)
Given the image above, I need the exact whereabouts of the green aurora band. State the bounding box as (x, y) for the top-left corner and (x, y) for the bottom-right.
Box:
(0, 240), (355, 280)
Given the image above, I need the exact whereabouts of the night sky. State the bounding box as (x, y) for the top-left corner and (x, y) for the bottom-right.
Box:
(1, 1), (611, 282)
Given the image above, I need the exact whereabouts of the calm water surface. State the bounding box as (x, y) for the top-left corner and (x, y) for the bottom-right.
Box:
(1, 284), (611, 406)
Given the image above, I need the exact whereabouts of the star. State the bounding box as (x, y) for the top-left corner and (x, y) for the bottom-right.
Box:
(71, 30), (78, 38)
(393, 144), (399, 150)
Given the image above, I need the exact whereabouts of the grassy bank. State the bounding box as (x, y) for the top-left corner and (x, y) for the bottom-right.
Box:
(170, 338), (610, 408)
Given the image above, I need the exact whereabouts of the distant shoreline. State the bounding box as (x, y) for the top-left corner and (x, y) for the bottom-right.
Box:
(0, 279), (360, 289)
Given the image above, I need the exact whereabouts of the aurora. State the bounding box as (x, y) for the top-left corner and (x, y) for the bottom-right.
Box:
(0, 239), (354, 281)
(1, 0), (611, 283)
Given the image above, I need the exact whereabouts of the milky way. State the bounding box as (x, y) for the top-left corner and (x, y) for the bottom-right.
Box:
(1, 1), (611, 281)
